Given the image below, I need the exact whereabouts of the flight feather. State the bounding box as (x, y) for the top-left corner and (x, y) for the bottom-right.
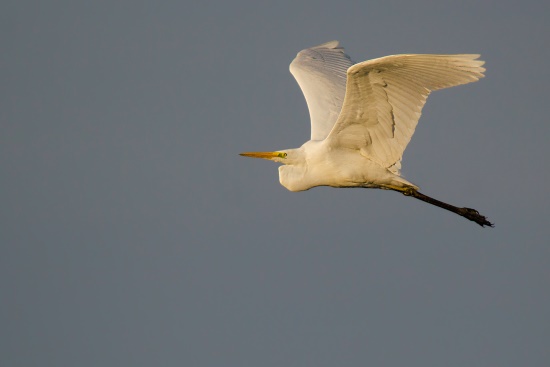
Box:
(326, 54), (485, 173)
(289, 41), (354, 141)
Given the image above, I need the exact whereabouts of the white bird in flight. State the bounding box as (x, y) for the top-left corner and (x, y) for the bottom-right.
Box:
(241, 41), (493, 227)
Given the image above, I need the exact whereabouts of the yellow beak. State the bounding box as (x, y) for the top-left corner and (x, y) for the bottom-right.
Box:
(239, 151), (286, 160)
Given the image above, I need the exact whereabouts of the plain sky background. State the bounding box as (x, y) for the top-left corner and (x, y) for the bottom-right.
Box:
(2, 1), (549, 366)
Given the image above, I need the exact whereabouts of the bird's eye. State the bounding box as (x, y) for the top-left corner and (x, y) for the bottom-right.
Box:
(278, 153), (287, 158)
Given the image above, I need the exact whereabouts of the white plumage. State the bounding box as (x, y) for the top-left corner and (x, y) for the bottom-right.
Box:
(241, 41), (492, 227)
(289, 40), (353, 141)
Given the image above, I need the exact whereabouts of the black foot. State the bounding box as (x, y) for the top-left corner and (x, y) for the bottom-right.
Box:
(402, 188), (416, 196)
(458, 207), (494, 228)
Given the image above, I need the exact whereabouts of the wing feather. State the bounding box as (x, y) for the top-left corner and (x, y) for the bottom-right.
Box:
(326, 54), (485, 173)
(289, 41), (354, 141)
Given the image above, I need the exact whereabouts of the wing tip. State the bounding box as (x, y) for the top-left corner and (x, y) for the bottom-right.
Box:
(313, 40), (341, 49)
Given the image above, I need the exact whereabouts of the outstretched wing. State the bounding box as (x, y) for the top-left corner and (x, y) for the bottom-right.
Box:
(326, 54), (485, 173)
(290, 41), (354, 141)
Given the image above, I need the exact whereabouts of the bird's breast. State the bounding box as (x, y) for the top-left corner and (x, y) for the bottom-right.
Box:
(278, 165), (310, 192)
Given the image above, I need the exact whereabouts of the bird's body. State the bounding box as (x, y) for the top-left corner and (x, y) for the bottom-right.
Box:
(276, 140), (416, 192)
(241, 41), (493, 227)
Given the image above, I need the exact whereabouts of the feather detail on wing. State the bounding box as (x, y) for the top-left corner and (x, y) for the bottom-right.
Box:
(326, 54), (485, 174)
(290, 41), (354, 141)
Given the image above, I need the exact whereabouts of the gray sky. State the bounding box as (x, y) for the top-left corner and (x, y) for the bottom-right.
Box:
(2, 0), (549, 366)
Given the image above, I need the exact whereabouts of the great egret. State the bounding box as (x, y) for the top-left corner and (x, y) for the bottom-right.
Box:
(241, 41), (493, 227)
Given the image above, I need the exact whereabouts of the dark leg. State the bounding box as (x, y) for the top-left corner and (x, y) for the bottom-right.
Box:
(402, 188), (494, 228)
